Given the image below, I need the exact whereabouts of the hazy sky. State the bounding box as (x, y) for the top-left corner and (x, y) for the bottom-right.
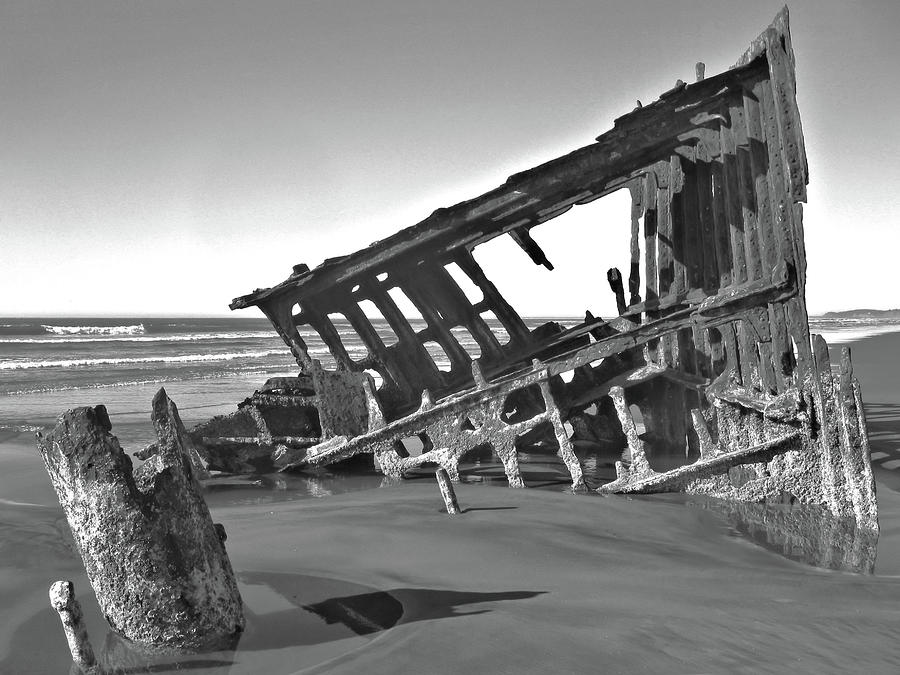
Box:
(2, 1), (898, 317)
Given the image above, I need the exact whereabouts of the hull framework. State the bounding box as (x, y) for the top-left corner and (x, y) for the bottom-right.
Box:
(221, 9), (877, 533)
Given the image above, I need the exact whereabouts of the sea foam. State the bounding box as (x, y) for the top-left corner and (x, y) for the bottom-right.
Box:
(0, 349), (288, 370)
(40, 323), (146, 336)
(0, 331), (276, 344)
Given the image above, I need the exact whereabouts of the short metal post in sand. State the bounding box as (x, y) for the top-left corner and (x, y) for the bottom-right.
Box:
(435, 467), (461, 514)
(49, 580), (97, 672)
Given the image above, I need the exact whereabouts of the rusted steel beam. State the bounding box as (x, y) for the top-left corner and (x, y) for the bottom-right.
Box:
(705, 378), (802, 422)
(231, 61), (769, 311)
(284, 260), (792, 477)
(201, 435), (321, 446)
(547, 267), (795, 377)
(564, 363), (708, 411)
(600, 432), (801, 495)
(214, 10), (874, 535)
(285, 359), (585, 490)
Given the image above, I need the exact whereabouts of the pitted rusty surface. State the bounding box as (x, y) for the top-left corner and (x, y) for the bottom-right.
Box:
(298, 360), (584, 490)
(37, 390), (245, 650)
(217, 9), (877, 533)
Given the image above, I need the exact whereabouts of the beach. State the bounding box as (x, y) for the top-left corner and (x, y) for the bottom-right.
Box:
(3, 319), (900, 673)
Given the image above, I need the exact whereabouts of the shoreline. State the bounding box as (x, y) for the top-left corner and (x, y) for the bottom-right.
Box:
(3, 477), (900, 673)
(4, 328), (900, 672)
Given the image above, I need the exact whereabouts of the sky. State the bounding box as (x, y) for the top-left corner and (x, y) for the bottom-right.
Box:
(1, 0), (898, 318)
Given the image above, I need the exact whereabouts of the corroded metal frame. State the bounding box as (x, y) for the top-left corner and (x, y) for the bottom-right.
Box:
(228, 9), (878, 533)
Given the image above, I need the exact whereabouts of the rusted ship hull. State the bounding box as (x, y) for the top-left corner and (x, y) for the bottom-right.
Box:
(206, 9), (876, 532)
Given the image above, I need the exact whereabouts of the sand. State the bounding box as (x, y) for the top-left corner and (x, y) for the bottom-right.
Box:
(3, 333), (900, 673)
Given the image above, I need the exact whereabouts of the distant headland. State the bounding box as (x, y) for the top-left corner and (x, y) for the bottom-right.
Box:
(820, 309), (900, 319)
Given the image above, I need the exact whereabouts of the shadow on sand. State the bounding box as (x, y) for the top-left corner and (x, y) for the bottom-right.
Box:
(240, 570), (544, 646)
(0, 570), (543, 674)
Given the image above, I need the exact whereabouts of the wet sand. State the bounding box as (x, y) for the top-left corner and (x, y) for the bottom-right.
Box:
(3, 332), (900, 673)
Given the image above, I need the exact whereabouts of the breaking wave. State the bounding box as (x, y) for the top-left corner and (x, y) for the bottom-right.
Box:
(0, 331), (277, 344)
(0, 369), (283, 396)
(0, 350), (288, 370)
(0, 423), (45, 433)
(41, 323), (145, 336)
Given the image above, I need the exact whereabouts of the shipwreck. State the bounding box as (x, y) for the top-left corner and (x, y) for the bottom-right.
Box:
(190, 9), (875, 532)
(35, 11), (882, 669)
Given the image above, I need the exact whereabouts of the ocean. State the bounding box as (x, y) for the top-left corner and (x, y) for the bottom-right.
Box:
(4, 315), (900, 673)
(2, 314), (899, 451)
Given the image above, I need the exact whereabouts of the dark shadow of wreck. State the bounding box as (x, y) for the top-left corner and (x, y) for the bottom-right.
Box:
(306, 587), (545, 634)
(237, 570), (544, 648)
